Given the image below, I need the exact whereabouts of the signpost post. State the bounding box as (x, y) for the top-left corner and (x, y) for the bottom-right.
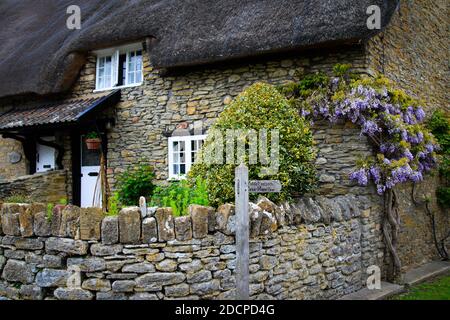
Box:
(235, 164), (281, 300)
(235, 164), (249, 300)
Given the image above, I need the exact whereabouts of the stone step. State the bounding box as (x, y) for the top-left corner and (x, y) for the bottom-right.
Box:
(403, 260), (450, 287)
(339, 260), (450, 300)
(338, 281), (404, 300)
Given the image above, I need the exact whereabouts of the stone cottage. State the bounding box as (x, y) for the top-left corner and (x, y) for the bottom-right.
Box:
(0, 0), (448, 300)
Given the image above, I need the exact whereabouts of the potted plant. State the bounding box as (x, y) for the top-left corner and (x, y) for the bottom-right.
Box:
(85, 132), (102, 150)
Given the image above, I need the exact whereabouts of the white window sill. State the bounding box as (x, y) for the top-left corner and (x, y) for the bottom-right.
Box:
(93, 83), (143, 93)
(167, 175), (187, 181)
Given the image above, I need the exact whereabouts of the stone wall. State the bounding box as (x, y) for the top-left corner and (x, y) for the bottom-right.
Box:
(0, 195), (384, 300)
(0, 137), (27, 182)
(366, 0), (448, 110)
(0, 170), (69, 204)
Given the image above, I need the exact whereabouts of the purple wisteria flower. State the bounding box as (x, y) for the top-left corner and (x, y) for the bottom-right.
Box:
(350, 168), (368, 186)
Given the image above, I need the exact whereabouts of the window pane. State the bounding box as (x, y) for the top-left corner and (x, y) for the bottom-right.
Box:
(173, 164), (179, 175)
(173, 141), (179, 152)
(180, 164), (186, 174)
(128, 72), (135, 84)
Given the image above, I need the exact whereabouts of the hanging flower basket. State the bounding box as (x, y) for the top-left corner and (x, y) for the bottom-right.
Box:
(85, 138), (102, 150)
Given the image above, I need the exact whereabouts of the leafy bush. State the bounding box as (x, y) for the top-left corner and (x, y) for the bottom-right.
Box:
(46, 203), (54, 221)
(427, 110), (450, 208)
(189, 82), (317, 206)
(116, 164), (156, 206)
(150, 178), (209, 216)
(108, 192), (120, 216)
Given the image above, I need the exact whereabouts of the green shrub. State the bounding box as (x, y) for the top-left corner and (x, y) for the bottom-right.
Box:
(46, 203), (54, 222)
(116, 164), (156, 206)
(150, 178), (209, 216)
(108, 192), (120, 216)
(189, 82), (317, 206)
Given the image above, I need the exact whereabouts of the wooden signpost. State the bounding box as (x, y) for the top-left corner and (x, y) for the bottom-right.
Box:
(235, 164), (281, 300)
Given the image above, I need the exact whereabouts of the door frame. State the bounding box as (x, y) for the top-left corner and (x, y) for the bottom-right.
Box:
(71, 129), (107, 207)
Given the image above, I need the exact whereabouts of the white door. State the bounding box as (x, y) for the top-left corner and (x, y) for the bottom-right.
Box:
(36, 137), (56, 173)
(80, 136), (102, 208)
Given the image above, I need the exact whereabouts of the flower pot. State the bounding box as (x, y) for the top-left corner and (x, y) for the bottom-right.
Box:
(85, 138), (102, 150)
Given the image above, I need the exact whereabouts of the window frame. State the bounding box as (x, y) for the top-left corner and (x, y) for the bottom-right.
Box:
(168, 135), (206, 180)
(94, 43), (143, 92)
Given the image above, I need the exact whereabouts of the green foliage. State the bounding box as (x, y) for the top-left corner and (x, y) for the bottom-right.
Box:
(427, 110), (450, 208)
(189, 82), (317, 206)
(116, 164), (156, 206)
(150, 178), (209, 216)
(392, 275), (450, 300)
(3, 193), (30, 203)
(58, 198), (68, 205)
(85, 131), (100, 139)
(108, 192), (120, 216)
(46, 203), (54, 222)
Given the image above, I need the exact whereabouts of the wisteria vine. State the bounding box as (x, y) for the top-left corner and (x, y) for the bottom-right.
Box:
(279, 64), (440, 280)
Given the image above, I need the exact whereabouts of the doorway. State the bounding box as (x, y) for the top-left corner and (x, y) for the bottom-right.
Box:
(80, 135), (102, 208)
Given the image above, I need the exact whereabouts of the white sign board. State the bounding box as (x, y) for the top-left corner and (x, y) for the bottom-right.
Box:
(249, 180), (282, 193)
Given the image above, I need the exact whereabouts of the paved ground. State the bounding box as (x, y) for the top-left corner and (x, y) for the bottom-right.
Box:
(340, 260), (450, 300)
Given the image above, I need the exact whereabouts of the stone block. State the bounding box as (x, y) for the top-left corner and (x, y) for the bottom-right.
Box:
(35, 268), (69, 287)
(216, 203), (235, 235)
(142, 217), (158, 243)
(18, 208), (34, 237)
(2, 259), (34, 284)
(207, 207), (216, 232)
(101, 216), (119, 244)
(1, 212), (20, 236)
(79, 207), (104, 240)
(82, 278), (111, 292)
(122, 262), (155, 273)
(90, 243), (123, 256)
(54, 288), (94, 300)
(190, 279), (220, 296)
(33, 212), (52, 237)
(155, 208), (175, 241)
(249, 203), (263, 237)
(59, 205), (81, 238)
(45, 237), (89, 255)
(119, 207), (141, 244)
(67, 257), (106, 272)
(189, 205), (209, 238)
(19, 285), (44, 300)
(135, 272), (185, 291)
(174, 216), (192, 241)
(165, 283), (190, 297)
(112, 280), (136, 293)
(50, 204), (65, 236)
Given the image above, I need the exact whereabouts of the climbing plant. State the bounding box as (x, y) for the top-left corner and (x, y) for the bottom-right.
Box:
(279, 64), (442, 281)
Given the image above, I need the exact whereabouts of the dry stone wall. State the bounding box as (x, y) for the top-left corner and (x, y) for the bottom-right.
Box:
(0, 170), (69, 204)
(0, 194), (383, 300)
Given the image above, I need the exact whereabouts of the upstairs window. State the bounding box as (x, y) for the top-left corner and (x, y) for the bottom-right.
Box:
(168, 135), (206, 180)
(95, 43), (143, 91)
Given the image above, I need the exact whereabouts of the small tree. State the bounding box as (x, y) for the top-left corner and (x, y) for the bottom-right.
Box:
(189, 82), (317, 206)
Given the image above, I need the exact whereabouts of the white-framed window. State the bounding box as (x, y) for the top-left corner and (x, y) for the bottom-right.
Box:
(168, 135), (206, 180)
(95, 43), (143, 91)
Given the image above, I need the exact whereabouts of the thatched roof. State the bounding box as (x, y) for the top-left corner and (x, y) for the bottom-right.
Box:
(0, 0), (399, 98)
